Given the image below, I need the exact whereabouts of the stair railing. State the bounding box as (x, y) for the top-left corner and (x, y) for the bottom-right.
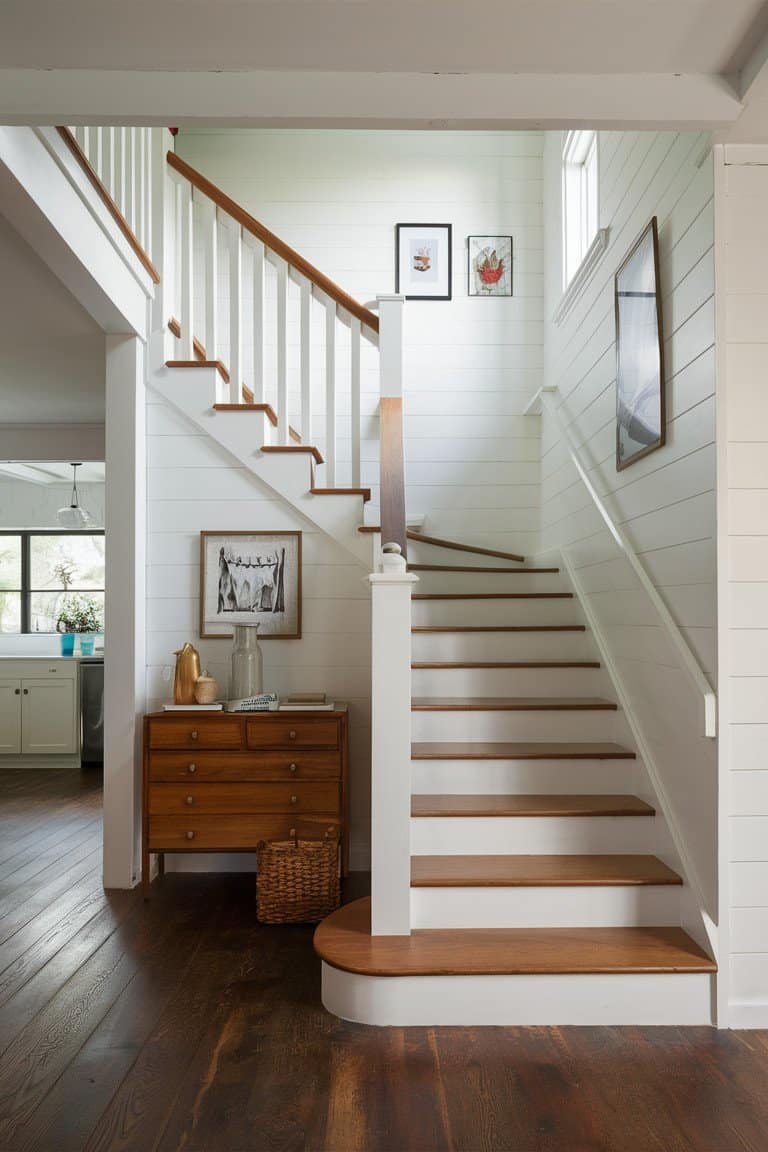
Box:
(165, 151), (380, 489)
(529, 384), (717, 738)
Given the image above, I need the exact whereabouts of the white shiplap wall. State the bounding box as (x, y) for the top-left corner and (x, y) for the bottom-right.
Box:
(146, 392), (373, 868)
(175, 129), (543, 556)
(541, 131), (718, 927)
(715, 143), (768, 1026)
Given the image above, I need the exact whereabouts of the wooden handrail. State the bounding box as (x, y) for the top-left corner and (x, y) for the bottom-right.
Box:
(56, 127), (160, 285)
(167, 150), (379, 336)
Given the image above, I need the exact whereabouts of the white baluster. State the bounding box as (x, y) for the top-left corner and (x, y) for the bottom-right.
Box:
(144, 128), (153, 265)
(228, 220), (242, 403)
(300, 279), (311, 444)
(179, 180), (194, 361)
(325, 298), (336, 487)
(114, 129), (126, 221)
(125, 130), (136, 232)
(93, 128), (103, 184)
(102, 128), (114, 200)
(74, 126), (86, 153)
(137, 128), (146, 250)
(251, 238), (265, 404)
(276, 259), (289, 443)
(201, 197), (218, 364)
(350, 316), (361, 488)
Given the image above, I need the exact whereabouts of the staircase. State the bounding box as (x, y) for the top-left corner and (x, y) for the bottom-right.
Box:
(315, 531), (716, 1025)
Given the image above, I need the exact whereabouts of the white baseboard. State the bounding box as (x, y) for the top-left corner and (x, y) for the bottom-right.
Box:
(727, 1001), (768, 1029)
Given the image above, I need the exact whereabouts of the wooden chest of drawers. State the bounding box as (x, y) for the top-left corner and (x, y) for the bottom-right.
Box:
(142, 709), (348, 897)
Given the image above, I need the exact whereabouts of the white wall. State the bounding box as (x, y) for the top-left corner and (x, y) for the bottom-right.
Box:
(145, 391), (373, 867)
(541, 131), (718, 926)
(714, 142), (768, 1026)
(175, 129), (543, 556)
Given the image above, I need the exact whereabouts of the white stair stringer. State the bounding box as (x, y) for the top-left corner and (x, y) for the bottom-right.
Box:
(150, 364), (373, 568)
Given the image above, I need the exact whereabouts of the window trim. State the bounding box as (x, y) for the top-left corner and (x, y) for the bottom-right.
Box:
(0, 529), (105, 634)
(562, 129), (600, 291)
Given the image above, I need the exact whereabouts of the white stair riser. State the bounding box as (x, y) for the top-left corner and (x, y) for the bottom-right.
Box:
(411, 666), (610, 697)
(412, 632), (594, 662)
(411, 571), (566, 594)
(410, 815), (654, 855)
(411, 709), (618, 743)
(322, 966), (714, 1026)
(412, 599), (580, 627)
(411, 884), (680, 929)
(412, 758), (638, 795)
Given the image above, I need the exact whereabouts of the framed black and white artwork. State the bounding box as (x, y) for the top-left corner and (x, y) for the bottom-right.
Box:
(395, 223), (452, 300)
(199, 531), (302, 639)
(615, 216), (666, 471)
(468, 235), (513, 296)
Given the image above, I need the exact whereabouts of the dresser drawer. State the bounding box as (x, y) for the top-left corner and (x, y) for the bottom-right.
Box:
(148, 750), (341, 783)
(148, 813), (340, 850)
(148, 717), (243, 751)
(245, 717), (339, 750)
(148, 781), (340, 816)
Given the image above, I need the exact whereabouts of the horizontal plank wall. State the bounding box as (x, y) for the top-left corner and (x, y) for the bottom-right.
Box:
(715, 142), (768, 1027)
(175, 129), (543, 555)
(145, 393), (372, 869)
(541, 132), (717, 937)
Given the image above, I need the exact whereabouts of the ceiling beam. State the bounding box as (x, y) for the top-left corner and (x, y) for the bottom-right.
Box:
(0, 68), (744, 131)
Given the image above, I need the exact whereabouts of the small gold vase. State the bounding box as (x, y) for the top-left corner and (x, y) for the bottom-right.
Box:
(173, 642), (201, 705)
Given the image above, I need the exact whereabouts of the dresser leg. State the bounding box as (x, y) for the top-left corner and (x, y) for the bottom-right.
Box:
(142, 847), (151, 900)
(158, 852), (165, 878)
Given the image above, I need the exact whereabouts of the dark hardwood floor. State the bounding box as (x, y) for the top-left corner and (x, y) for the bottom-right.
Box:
(1, 767), (767, 1152)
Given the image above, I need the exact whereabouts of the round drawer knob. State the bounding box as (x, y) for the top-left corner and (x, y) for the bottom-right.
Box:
(186, 830), (195, 840)
(290, 795), (297, 805)
(185, 795), (194, 806)
(289, 730), (297, 740)
(289, 827), (296, 838)
(187, 763), (197, 774)
(289, 763), (297, 773)
(190, 730), (199, 741)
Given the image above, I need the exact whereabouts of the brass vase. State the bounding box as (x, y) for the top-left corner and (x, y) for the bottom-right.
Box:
(173, 642), (201, 705)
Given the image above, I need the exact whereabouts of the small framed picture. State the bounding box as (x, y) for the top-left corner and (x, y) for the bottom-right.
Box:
(395, 223), (452, 300)
(614, 217), (665, 471)
(468, 235), (513, 297)
(199, 531), (302, 639)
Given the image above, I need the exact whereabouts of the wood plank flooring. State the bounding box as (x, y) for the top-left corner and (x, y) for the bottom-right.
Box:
(1, 767), (768, 1152)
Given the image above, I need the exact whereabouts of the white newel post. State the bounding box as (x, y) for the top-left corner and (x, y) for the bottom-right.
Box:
(369, 544), (417, 935)
(377, 293), (405, 398)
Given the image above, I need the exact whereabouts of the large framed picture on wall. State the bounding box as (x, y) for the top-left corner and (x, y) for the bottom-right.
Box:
(199, 530), (302, 639)
(614, 216), (666, 471)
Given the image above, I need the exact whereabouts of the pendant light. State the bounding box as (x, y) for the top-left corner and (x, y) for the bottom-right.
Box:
(57, 463), (93, 528)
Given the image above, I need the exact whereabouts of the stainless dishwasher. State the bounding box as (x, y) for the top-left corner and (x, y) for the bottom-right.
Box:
(80, 659), (104, 765)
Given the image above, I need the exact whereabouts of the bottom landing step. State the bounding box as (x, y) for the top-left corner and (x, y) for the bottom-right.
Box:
(315, 899), (716, 1026)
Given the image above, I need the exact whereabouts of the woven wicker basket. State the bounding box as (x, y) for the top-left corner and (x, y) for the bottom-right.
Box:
(256, 837), (340, 924)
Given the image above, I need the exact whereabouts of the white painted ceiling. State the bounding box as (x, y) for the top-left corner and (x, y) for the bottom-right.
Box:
(0, 462), (104, 484)
(0, 0), (766, 76)
(0, 214), (105, 424)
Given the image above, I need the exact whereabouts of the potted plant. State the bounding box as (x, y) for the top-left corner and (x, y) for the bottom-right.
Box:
(57, 595), (103, 657)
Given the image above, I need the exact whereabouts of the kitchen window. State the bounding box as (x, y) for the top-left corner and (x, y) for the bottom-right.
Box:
(0, 531), (105, 634)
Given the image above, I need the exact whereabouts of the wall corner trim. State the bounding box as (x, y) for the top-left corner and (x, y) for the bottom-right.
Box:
(552, 227), (610, 327)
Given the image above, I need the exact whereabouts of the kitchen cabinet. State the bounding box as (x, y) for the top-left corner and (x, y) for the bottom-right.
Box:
(0, 661), (79, 758)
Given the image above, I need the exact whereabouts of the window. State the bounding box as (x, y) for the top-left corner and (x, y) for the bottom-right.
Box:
(563, 130), (599, 287)
(0, 532), (105, 634)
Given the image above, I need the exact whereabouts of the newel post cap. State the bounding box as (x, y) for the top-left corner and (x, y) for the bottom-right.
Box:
(381, 542), (406, 573)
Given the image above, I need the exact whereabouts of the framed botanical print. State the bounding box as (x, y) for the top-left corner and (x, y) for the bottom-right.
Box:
(615, 216), (666, 471)
(395, 223), (452, 300)
(199, 531), (302, 639)
(468, 235), (513, 296)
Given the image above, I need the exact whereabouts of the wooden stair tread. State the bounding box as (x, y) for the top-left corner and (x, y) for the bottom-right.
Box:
(311, 487), (372, 502)
(411, 854), (682, 888)
(213, 402), (278, 426)
(413, 625), (586, 634)
(411, 742), (636, 760)
(166, 359), (230, 383)
(412, 661), (601, 669)
(260, 444), (324, 465)
(315, 900), (714, 977)
(407, 530), (524, 563)
(408, 564), (560, 573)
(411, 794), (654, 817)
(412, 592), (572, 600)
(411, 696), (617, 712)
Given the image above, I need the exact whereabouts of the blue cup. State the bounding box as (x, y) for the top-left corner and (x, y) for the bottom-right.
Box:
(60, 633), (75, 657)
(79, 635), (95, 657)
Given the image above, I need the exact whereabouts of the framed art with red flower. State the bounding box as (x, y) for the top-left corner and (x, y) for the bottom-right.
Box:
(468, 235), (513, 297)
